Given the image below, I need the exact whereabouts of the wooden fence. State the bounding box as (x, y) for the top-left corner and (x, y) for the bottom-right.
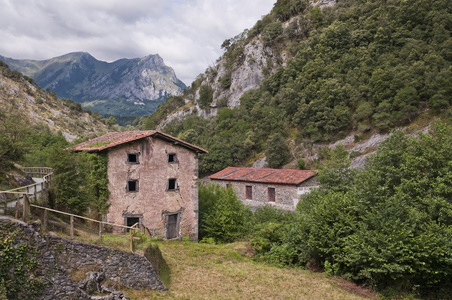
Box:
(26, 201), (151, 252)
(0, 167), (53, 215)
(1, 167), (150, 252)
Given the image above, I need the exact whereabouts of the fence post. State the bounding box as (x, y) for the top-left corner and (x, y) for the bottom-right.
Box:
(23, 195), (30, 222)
(3, 194), (7, 216)
(15, 200), (19, 219)
(43, 209), (48, 232)
(70, 215), (74, 239)
(99, 221), (103, 242)
(129, 226), (133, 252)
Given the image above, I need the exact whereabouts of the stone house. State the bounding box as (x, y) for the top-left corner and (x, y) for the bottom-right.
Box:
(73, 130), (207, 241)
(209, 167), (318, 210)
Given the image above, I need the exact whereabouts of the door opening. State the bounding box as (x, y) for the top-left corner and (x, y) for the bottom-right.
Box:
(126, 217), (140, 233)
(167, 213), (179, 239)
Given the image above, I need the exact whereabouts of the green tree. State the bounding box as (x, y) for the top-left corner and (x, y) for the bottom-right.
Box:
(198, 85), (213, 109)
(198, 183), (250, 243)
(265, 133), (290, 168)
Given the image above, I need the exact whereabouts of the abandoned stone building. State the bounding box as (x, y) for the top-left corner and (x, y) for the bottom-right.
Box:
(73, 130), (207, 241)
(209, 167), (318, 210)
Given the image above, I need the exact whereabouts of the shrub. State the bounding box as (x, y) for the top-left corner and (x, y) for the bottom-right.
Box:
(198, 183), (250, 243)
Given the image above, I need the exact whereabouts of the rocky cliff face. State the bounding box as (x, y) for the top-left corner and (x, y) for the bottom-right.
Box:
(0, 52), (186, 116)
(0, 61), (108, 141)
(156, 0), (337, 124)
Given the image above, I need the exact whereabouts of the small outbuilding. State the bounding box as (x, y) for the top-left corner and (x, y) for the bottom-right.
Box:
(209, 167), (318, 210)
(73, 130), (207, 241)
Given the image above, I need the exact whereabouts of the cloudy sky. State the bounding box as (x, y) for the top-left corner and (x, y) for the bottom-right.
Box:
(0, 0), (276, 85)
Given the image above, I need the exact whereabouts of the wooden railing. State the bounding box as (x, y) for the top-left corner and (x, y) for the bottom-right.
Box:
(26, 201), (151, 252)
(1, 167), (151, 252)
(0, 167), (53, 215)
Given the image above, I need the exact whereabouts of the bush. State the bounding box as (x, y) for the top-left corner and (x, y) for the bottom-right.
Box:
(198, 85), (213, 109)
(198, 183), (250, 243)
(250, 121), (452, 297)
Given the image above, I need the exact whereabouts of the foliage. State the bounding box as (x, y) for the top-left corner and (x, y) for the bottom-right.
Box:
(149, 0), (452, 177)
(0, 109), (30, 172)
(250, 121), (452, 298)
(21, 129), (110, 217)
(265, 133), (290, 168)
(198, 183), (250, 243)
(198, 85), (214, 109)
(140, 96), (185, 129)
(0, 221), (44, 299)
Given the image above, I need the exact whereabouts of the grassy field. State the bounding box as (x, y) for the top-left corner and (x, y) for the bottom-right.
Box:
(50, 226), (377, 300)
(122, 240), (377, 300)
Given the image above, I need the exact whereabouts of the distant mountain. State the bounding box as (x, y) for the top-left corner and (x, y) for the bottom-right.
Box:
(0, 52), (186, 117)
(0, 60), (108, 142)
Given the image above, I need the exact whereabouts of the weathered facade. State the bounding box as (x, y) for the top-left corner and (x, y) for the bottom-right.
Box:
(73, 131), (207, 241)
(209, 167), (318, 210)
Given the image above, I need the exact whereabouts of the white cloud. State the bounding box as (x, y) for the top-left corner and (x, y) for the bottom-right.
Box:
(0, 0), (275, 84)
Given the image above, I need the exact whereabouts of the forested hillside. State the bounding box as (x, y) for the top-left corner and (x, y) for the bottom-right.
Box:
(140, 0), (452, 176)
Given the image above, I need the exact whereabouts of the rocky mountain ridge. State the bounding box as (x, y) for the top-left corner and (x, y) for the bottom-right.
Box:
(0, 60), (108, 141)
(0, 52), (186, 117)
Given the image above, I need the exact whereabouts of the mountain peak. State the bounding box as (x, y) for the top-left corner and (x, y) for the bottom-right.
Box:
(1, 52), (186, 117)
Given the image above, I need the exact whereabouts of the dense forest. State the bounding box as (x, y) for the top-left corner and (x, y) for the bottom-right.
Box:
(141, 0), (452, 176)
(198, 120), (452, 298)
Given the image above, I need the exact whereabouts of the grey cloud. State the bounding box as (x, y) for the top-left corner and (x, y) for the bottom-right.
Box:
(0, 0), (275, 84)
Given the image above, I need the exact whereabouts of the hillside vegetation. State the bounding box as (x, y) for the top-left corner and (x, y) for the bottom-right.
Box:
(195, 120), (452, 299)
(0, 60), (109, 142)
(140, 0), (452, 175)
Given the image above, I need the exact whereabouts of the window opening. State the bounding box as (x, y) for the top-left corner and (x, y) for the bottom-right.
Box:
(128, 153), (138, 163)
(167, 213), (179, 239)
(268, 188), (276, 202)
(168, 178), (177, 190)
(245, 186), (253, 200)
(168, 153), (177, 163)
(128, 180), (138, 192)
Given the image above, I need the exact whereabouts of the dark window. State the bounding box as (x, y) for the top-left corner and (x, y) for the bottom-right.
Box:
(245, 186), (253, 200)
(126, 217), (140, 233)
(168, 178), (177, 190)
(167, 213), (179, 239)
(127, 180), (138, 192)
(226, 183), (231, 189)
(168, 153), (177, 163)
(268, 188), (276, 202)
(128, 153), (138, 163)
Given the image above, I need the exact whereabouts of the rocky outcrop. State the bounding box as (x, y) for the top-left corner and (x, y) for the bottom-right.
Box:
(0, 52), (186, 116)
(0, 217), (166, 300)
(0, 64), (108, 141)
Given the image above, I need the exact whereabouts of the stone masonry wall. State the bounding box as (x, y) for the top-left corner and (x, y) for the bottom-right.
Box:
(212, 177), (318, 211)
(0, 217), (165, 300)
(106, 136), (199, 241)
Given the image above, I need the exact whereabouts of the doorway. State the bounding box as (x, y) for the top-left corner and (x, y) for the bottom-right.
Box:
(125, 217), (140, 233)
(166, 213), (179, 239)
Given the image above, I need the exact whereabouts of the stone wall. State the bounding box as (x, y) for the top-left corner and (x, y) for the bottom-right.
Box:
(212, 177), (318, 210)
(106, 136), (199, 241)
(0, 217), (166, 300)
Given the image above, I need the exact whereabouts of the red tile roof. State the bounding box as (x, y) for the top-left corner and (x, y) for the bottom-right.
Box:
(71, 130), (208, 153)
(209, 167), (316, 186)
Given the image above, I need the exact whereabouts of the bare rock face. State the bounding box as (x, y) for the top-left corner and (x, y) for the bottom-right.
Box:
(212, 40), (271, 108)
(1, 52), (186, 116)
(89, 54), (185, 103)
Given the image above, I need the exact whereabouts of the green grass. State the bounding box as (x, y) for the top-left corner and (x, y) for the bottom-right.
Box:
(48, 227), (378, 299)
(123, 240), (378, 300)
